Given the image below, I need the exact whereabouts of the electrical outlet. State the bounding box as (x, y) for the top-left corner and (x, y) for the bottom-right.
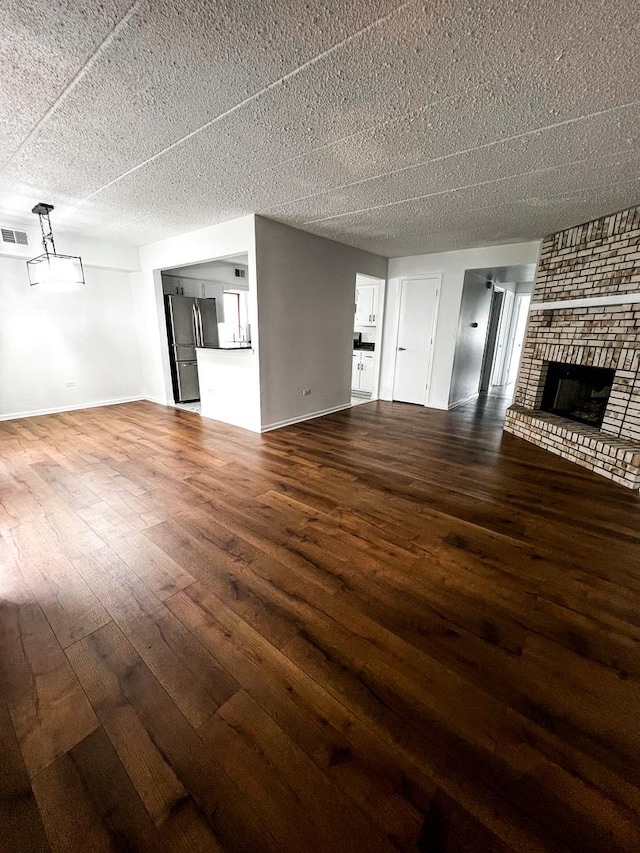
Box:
(66, 381), (76, 388)
(302, 388), (311, 396)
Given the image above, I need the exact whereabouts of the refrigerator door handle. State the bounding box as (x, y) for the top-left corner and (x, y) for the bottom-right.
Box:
(197, 304), (204, 348)
(192, 304), (200, 347)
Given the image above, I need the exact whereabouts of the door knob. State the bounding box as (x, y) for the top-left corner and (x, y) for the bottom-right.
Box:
(397, 346), (406, 351)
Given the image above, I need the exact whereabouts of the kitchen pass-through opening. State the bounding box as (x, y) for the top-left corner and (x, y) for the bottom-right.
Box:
(161, 254), (250, 406)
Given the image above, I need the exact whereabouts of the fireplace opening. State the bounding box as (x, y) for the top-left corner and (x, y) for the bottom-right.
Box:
(540, 362), (614, 428)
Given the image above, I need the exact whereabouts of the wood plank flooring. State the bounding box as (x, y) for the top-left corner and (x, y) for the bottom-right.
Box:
(1, 394), (639, 852)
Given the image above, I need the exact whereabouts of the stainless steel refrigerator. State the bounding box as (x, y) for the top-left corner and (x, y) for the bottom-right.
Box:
(165, 295), (219, 402)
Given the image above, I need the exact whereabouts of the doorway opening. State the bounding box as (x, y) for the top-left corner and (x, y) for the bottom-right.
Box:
(161, 253), (249, 412)
(351, 274), (385, 407)
(449, 265), (534, 410)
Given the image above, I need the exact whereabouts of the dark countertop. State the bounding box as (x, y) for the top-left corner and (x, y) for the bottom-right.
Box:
(197, 343), (252, 351)
(354, 343), (375, 351)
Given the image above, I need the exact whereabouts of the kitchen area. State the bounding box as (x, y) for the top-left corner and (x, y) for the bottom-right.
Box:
(352, 274), (383, 404)
(160, 261), (383, 429)
(162, 254), (257, 425)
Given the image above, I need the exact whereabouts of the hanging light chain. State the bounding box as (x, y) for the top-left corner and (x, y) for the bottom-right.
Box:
(37, 208), (56, 255)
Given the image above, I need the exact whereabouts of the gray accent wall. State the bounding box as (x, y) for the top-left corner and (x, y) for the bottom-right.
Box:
(254, 217), (387, 429)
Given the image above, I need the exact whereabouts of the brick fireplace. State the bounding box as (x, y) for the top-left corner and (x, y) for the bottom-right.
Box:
(504, 206), (640, 490)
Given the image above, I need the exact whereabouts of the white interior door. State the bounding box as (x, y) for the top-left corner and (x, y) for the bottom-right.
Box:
(393, 277), (440, 405)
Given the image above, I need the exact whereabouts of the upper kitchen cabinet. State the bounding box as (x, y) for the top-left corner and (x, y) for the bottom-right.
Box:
(355, 284), (379, 326)
(161, 274), (226, 322)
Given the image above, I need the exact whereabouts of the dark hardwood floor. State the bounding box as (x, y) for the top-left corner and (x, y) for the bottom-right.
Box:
(1, 394), (639, 852)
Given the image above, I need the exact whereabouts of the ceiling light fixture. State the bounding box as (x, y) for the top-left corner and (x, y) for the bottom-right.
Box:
(27, 203), (84, 290)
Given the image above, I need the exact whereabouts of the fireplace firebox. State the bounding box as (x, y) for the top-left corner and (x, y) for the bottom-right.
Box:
(540, 362), (614, 428)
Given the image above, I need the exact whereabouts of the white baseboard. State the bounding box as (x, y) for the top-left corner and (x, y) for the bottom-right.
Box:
(142, 395), (171, 406)
(261, 403), (351, 433)
(0, 396), (146, 422)
(448, 391), (479, 410)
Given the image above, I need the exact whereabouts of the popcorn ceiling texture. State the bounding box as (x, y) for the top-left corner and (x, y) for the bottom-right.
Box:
(505, 206), (640, 489)
(0, 0), (639, 252)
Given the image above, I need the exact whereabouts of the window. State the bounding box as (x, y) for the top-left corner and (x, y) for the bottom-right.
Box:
(219, 290), (249, 342)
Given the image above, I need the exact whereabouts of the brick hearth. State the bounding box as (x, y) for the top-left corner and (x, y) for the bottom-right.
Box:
(505, 206), (640, 490)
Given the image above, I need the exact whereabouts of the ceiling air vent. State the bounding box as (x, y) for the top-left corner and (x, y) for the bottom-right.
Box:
(234, 267), (246, 278)
(1, 227), (29, 245)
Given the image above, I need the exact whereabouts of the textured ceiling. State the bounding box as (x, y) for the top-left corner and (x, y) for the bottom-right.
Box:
(1, 0), (639, 256)
(466, 265), (536, 285)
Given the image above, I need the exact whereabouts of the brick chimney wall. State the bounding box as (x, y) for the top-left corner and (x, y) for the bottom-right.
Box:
(504, 206), (640, 489)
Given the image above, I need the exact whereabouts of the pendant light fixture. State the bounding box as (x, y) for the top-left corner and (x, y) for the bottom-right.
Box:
(27, 203), (85, 290)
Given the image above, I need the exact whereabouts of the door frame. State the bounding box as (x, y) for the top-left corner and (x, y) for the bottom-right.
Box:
(479, 287), (505, 393)
(490, 288), (515, 387)
(353, 273), (386, 402)
(391, 274), (442, 407)
(504, 291), (532, 387)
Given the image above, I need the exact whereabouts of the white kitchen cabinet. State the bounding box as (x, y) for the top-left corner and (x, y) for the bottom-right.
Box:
(359, 352), (375, 393)
(352, 352), (361, 390)
(371, 288), (379, 324)
(161, 276), (226, 322)
(351, 350), (375, 394)
(355, 285), (379, 326)
(179, 278), (204, 297)
(162, 274), (183, 295)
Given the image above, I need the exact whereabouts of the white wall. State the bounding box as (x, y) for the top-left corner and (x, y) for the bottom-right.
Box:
(255, 217), (387, 430)
(135, 215), (258, 419)
(0, 254), (142, 419)
(197, 348), (260, 431)
(383, 241), (540, 409)
(1, 221), (139, 272)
